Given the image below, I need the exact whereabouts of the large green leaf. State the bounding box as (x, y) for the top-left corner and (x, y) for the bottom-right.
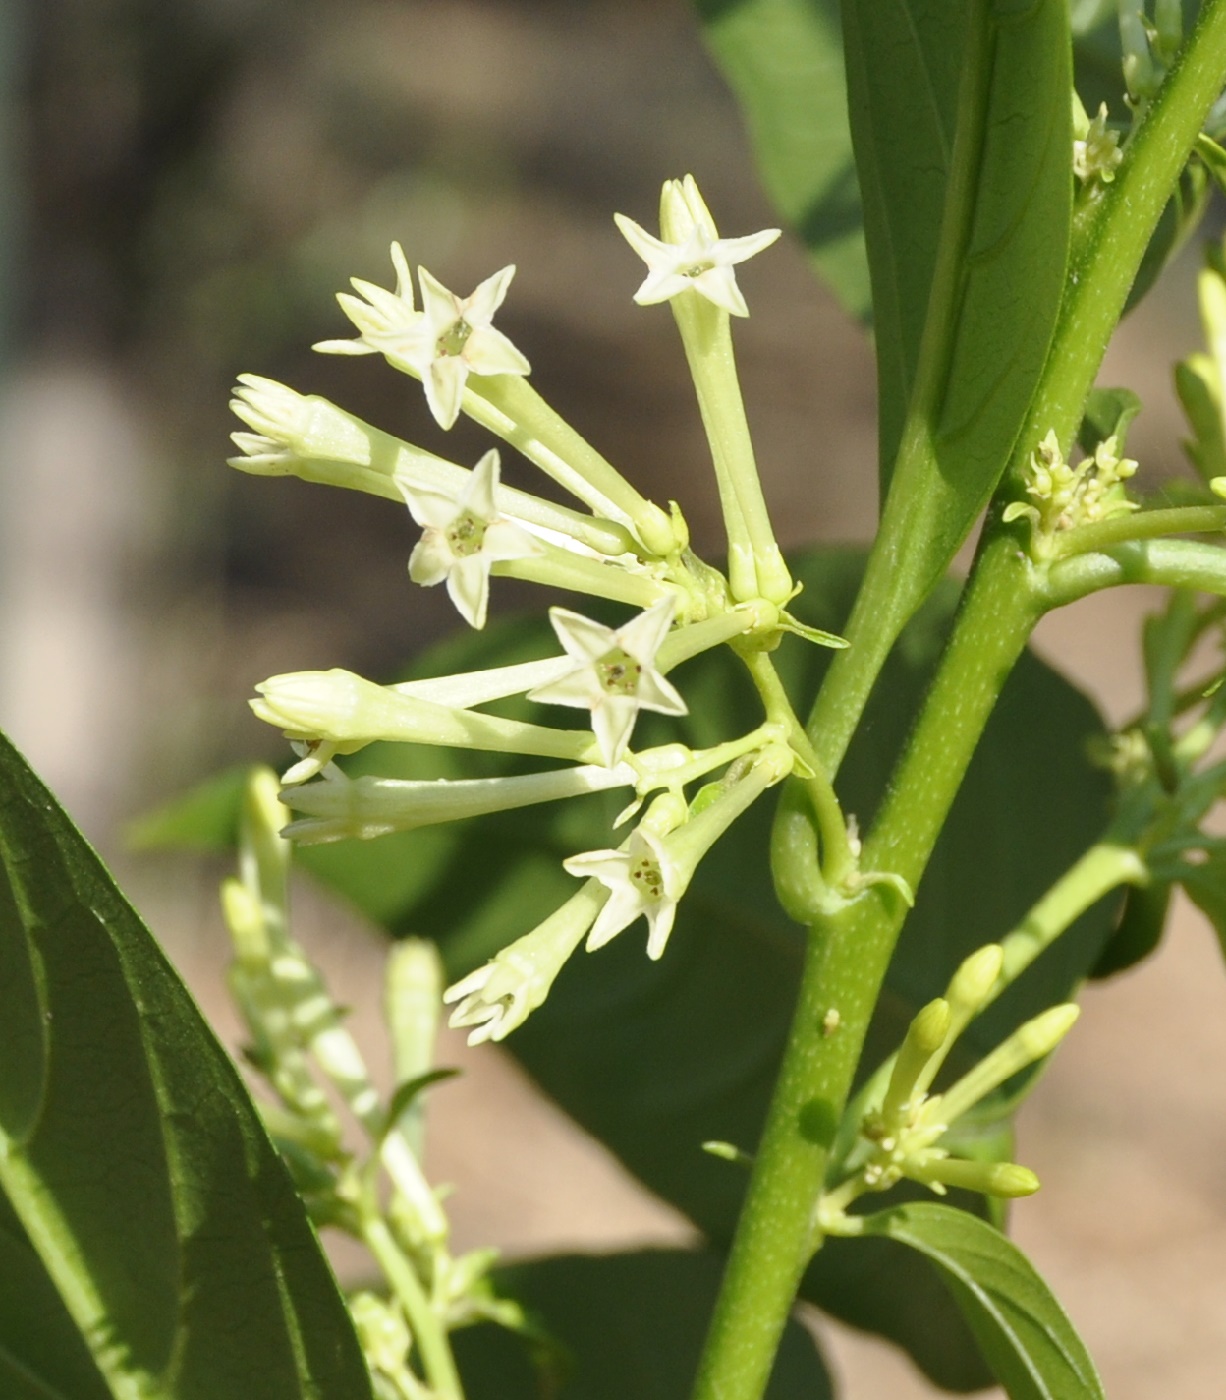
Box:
(846, 0), (1071, 490)
(0, 730), (373, 1400)
(695, 0), (870, 322)
(863, 1202), (1104, 1399)
(138, 548), (1113, 1386)
(454, 1250), (832, 1400)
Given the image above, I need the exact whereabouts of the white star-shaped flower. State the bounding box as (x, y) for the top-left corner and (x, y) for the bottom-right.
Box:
(527, 598), (687, 764)
(402, 449), (540, 628)
(564, 826), (686, 960)
(614, 175), (781, 318)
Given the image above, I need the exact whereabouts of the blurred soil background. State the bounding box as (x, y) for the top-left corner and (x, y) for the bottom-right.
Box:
(0, 1), (1223, 1395)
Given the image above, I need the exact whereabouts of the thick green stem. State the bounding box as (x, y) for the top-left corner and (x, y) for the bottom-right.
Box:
(695, 11), (1226, 1399)
(693, 539), (1040, 1400)
(1041, 537), (1226, 607)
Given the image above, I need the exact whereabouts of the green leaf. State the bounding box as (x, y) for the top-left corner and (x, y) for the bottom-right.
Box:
(837, 0), (1071, 698)
(1090, 878), (1172, 977)
(862, 1202), (1104, 1399)
(0, 730), (373, 1400)
(1077, 386), (1143, 457)
(126, 762), (251, 850)
(1177, 848), (1226, 963)
(454, 1250), (832, 1400)
(695, 0), (870, 322)
(846, 0), (1071, 496)
(0, 1192), (110, 1400)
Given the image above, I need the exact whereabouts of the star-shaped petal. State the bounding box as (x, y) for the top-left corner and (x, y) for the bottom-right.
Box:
(614, 175), (780, 317)
(527, 597), (687, 764)
(401, 449), (540, 628)
(564, 826), (686, 960)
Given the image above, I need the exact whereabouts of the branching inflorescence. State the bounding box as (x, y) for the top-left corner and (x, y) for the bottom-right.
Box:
(231, 175), (861, 1050)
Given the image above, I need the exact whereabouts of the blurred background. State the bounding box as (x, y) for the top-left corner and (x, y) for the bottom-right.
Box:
(0, 1), (1223, 1395)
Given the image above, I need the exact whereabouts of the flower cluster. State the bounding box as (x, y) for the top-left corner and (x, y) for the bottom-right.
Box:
(1073, 101), (1123, 186)
(230, 177), (846, 1045)
(819, 945), (1081, 1231)
(1004, 428), (1139, 556)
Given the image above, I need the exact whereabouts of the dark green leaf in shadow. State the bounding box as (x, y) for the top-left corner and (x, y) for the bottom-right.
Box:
(695, 0), (869, 321)
(1178, 849), (1226, 963)
(862, 1202), (1104, 1399)
(0, 1190), (110, 1400)
(0, 730), (372, 1400)
(1077, 386), (1142, 457)
(1090, 878), (1172, 977)
(454, 1250), (832, 1400)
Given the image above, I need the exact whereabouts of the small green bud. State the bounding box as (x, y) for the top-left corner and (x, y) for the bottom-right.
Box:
(910, 1155), (1040, 1199)
(882, 999), (951, 1124)
(946, 943), (1004, 1028)
(926, 1004), (1080, 1128)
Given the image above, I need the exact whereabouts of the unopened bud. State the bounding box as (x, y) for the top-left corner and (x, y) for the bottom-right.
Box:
(882, 999), (951, 1124)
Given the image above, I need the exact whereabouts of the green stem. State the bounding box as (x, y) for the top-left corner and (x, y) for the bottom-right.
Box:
(670, 291), (791, 604)
(363, 1215), (464, 1400)
(693, 538), (1041, 1400)
(998, 841), (1148, 986)
(1041, 537), (1226, 607)
(468, 376), (677, 554)
(739, 649), (854, 882)
(494, 543), (670, 610)
(1002, 0), (1226, 477)
(1048, 502), (1226, 559)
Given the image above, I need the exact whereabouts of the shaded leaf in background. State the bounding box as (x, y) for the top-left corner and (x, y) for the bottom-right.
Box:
(695, 0), (869, 322)
(1090, 878), (1172, 978)
(863, 1202), (1104, 1400)
(0, 730), (372, 1400)
(135, 549), (1114, 1387)
(455, 1251), (832, 1400)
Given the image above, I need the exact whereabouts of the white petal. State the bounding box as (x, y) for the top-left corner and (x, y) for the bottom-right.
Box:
(632, 668), (687, 718)
(527, 668), (604, 711)
(447, 555), (494, 629)
(425, 355), (470, 430)
(619, 597), (676, 660)
(465, 449), (501, 519)
(481, 515), (541, 563)
(632, 267), (694, 307)
(417, 267), (461, 330)
(693, 266), (749, 318)
(313, 336), (375, 357)
(465, 264), (517, 325)
(592, 697), (639, 765)
(644, 900), (678, 960)
(407, 532), (453, 588)
(400, 481), (460, 530)
(389, 242), (414, 303)
(713, 227), (782, 266)
(613, 213), (672, 265)
(547, 607), (619, 663)
(463, 324), (531, 377)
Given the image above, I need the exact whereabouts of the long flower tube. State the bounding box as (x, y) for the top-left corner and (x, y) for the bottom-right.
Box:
(281, 761), (636, 845)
